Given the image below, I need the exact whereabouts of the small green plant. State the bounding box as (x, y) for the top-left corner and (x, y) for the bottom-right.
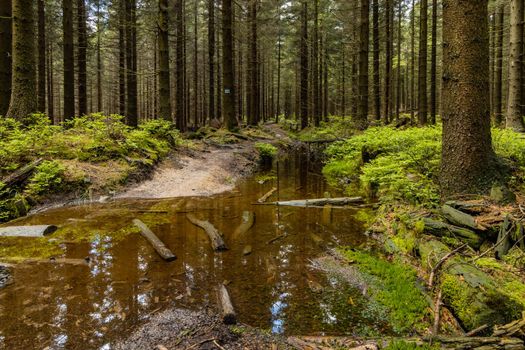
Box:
(25, 160), (64, 198)
(383, 341), (439, 350)
(255, 142), (278, 159)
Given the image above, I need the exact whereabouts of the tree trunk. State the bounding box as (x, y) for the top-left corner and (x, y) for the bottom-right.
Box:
(300, 1), (308, 129)
(506, 0), (525, 132)
(222, 0), (236, 130)
(158, 0), (171, 121)
(77, 0), (87, 116)
(441, 0), (499, 196)
(396, 0), (402, 120)
(410, 0), (415, 123)
(126, 0), (138, 127)
(384, 0), (392, 124)
(312, 0), (320, 127)
(0, 0), (12, 116)
(418, 0), (428, 125)
(494, 5), (504, 127)
(430, 0), (437, 124)
(119, 0), (126, 116)
(208, 0), (215, 121)
(37, 0), (46, 114)
(248, 0), (259, 126)
(63, 0), (75, 120)
(96, 0), (102, 113)
(372, 0), (380, 121)
(356, 0), (369, 130)
(193, 0), (199, 126)
(176, 0), (185, 130)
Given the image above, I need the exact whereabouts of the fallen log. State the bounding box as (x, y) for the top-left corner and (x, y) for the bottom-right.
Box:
(0, 225), (57, 237)
(232, 211), (255, 239)
(186, 214), (228, 251)
(442, 204), (485, 231)
(262, 197), (364, 207)
(0, 158), (43, 189)
(423, 218), (483, 249)
(218, 284), (236, 324)
(258, 187), (277, 203)
(133, 219), (176, 261)
(1, 257), (89, 266)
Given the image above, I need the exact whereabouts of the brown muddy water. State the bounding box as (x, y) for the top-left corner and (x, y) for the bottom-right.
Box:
(0, 152), (382, 349)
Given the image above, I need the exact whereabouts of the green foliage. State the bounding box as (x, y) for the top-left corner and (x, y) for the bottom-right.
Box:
(296, 116), (356, 141)
(324, 125), (525, 205)
(383, 341), (439, 350)
(25, 161), (64, 197)
(339, 248), (430, 334)
(255, 142), (278, 159)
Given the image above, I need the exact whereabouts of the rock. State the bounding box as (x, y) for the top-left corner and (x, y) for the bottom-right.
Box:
(490, 185), (516, 204)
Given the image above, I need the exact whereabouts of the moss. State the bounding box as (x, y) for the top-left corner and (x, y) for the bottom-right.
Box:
(0, 237), (64, 261)
(255, 143), (278, 159)
(339, 248), (431, 334)
(383, 340), (439, 350)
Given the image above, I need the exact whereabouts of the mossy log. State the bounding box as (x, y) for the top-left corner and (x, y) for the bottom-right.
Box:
(218, 284), (236, 324)
(0, 225), (57, 237)
(418, 238), (523, 331)
(423, 218), (483, 249)
(263, 197), (364, 207)
(257, 187), (277, 203)
(232, 211), (255, 239)
(133, 219), (176, 261)
(0, 158), (43, 189)
(186, 214), (228, 251)
(442, 204), (485, 231)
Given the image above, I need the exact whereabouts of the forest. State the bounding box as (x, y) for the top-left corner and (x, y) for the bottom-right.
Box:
(1, 0), (525, 349)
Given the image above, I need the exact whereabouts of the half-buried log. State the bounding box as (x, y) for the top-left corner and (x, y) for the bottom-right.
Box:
(218, 284), (236, 324)
(264, 197), (364, 207)
(423, 218), (483, 249)
(442, 204), (485, 231)
(186, 214), (228, 251)
(257, 187), (277, 203)
(232, 211), (255, 239)
(132, 219), (176, 261)
(0, 225), (57, 237)
(0, 158), (43, 189)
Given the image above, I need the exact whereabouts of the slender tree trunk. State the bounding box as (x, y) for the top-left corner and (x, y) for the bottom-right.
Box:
(126, 0), (138, 126)
(47, 40), (54, 120)
(176, 0), (185, 129)
(506, 0), (525, 132)
(193, 0), (199, 126)
(418, 0), (428, 125)
(410, 0), (415, 122)
(276, 30), (282, 122)
(312, 0), (320, 126)
(77, 0), (87, 116)
(441, 0), (499, 196)
(396, 0), (402, 120)
(96, 0), (102, 112)
(208, 0), (215, 121)
(37, 0), (46, 114)
(248, 0), (259, 126)
(372, 0), (380, 121)
(494, 5), (504, 127)
(384, 0), (392, 123)
(356, 0), (369, 130)
(0, 0), (12, 116)
(300, 1), (308, 129)
(222, 0), (236, 130)
(63, 0), (75, 120)
(158, 0), (171, 120)
(430, 0), (437, 124)
(119, 0), (126, 116)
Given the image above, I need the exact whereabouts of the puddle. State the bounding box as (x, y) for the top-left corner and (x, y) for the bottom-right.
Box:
(0, 152), (385, 349)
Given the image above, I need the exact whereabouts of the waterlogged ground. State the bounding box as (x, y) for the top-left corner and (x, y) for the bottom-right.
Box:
(0, 152), (385, 349)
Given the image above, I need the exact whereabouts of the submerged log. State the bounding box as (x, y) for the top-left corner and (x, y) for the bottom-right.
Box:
(186, 214), (228, 251)
(232, 211), (255, 239)
(442, 204), (485, 231)
(0, 225), (57, 237)
(1, 257), (89, 266)
(0, 158), (43, 189)
(132, 219), (176, 261)
(257, 187), (277, 203)
(218, 284), (236, 324)
(263, 197), (364, 207)
(423, 218), (483, 249)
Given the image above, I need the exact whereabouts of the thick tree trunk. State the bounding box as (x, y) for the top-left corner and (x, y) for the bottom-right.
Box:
(441, 0), (499, 196)
(63, 0), (75, 120)
(506, 0), (525, 132)
(0, 0), (12, 116)
(7, 0), (37, 119)
(248, 0), (259, 126)
(221, 0), (236, 130)
(77, 0), (87, 116)
(300, 1), (308, 129)
(37, 0), (46, 114)
(356, 0), (369, 130)
(418, 0), (428, 125)
(158, 0), (171, 121)
(372, 0), (380, 121)
(494, 5), (504, 127)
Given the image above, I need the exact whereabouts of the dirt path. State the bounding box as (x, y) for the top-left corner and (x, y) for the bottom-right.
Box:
(116, 141), (258, 199)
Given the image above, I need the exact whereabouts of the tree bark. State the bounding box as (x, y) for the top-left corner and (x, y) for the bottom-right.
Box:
(7, 0), (37, 119)
(37, 0), (46, 114)
(208, 0), (215, 122)
(300, 1), (308, 129)
(372, 0), (380, 121)
(96, 0), (102, 113)
(506, 0), (525, 132)
(63, 0), (75, 120)
(430, 0), (438, 124)
(441, 0), (499, 196)
(119, 0), (126, 116)
(158, 0), (171, 121)
(77, 0), (87, 116)
(418, 0), (428, 125)
(221, 0), (236, 130)
(494, 5), (504, 127)
(0, 0), (12, 116)
(126, 0), (138, 126)
(312, 0), (320, 127)
(384, 0), (392, 124)
(248, 0), (259, 126)
(356, 0), (369, 130)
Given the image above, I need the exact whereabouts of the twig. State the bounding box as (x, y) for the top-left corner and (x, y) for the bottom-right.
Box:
(465, 324), (489, 337)
(428, 243), (467, 288)
(213, 340), (227, 350)
(267, 234), (286, 245)
(432, 289), (442, 336)
(472, 216), (514, 262)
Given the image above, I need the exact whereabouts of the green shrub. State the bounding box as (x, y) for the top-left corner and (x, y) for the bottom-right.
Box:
(25, 160), (64, 198)
(255, 142), (278, 159)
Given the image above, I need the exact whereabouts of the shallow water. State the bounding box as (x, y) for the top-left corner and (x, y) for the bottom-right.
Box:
(0, 152), (384, 349)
